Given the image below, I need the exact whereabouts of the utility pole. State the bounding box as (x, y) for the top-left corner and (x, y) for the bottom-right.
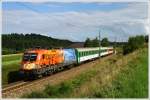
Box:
(99, 30), (101, 58)
(114, 36), (117, 54)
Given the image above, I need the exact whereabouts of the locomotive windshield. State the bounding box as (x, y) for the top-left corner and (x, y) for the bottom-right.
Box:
(23, 53), (37, 61)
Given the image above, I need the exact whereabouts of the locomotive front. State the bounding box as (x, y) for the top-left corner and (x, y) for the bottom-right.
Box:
(19, 50), (41, 77)
(19, 49), (65, 78)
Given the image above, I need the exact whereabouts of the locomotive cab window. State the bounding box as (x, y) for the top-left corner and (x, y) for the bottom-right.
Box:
(23, 53), (37, 61)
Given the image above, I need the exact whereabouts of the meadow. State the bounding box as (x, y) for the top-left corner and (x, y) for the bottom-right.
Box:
(2, 54), (22, 85)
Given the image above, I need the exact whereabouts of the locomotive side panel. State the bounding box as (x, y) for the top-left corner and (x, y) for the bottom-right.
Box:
(63, 49), (76, 66)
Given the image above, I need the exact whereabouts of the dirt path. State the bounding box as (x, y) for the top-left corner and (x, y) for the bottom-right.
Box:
(2, 54), (116, 98)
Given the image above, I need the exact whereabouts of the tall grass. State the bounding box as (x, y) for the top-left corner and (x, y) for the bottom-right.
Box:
(91, 48), (148, 98)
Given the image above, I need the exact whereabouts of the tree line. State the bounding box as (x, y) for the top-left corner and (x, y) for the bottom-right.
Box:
(84, 35), (148, 55)
(84, 37), (110, 47)
(2, 33), (73, 55)
(2, 33), (148, 55)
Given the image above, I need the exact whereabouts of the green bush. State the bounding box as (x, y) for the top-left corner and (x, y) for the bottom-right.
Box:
(44, 82), (73, 97)
(44, 85), (59, 96)
(123, 35), (145, 55)
(101, 38), (109, 47)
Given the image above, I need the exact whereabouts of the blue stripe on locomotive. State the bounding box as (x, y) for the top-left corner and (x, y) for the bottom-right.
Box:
(63, 49), (76, 64)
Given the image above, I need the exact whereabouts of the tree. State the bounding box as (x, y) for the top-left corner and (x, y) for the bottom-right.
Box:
(123, 35), (145, 55)
(84, 38), (92, 47)
(145, 35), (148, 43)
(92, 37), (99, 47)
(101, 38), (109, 46)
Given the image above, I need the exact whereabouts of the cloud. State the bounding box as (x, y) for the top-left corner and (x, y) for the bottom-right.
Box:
(2, 2), (148, 42)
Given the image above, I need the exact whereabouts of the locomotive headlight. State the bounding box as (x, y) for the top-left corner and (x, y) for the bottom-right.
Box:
(30, 63), (36, 69)
(28, 63), (36, 69)
(23, 63), (37, 70)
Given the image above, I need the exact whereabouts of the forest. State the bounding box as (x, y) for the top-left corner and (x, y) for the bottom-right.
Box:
(2, 33), (73, 54)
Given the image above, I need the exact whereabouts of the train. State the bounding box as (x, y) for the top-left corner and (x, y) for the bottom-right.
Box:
(19, 47), (114, 78)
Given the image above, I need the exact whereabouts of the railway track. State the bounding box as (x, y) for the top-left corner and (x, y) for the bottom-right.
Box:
(2, 81), (28, 94)
(2, 74), (57, 97)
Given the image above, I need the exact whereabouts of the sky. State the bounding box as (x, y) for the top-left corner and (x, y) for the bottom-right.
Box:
(2, 1), (149, 42)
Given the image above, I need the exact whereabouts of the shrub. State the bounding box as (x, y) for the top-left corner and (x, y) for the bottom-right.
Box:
(123, 35), (145, 55)
(44, 82), (73, 97)
(44, 84), (59, 96)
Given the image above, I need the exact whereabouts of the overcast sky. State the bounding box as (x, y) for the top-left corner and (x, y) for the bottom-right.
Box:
(2, 1), (149, 42)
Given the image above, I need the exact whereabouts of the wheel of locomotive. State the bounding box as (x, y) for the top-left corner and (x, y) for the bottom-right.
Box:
(51, 66), (56, 74)
(55, 66), (59, 73)
(46, 66), (52, 76)
(35, 69), (43, 79)
(68, 64), (74, 69)
(58, 65), (63, 71)
(43, 65), (49, 76)
(47, 70), (52, 76)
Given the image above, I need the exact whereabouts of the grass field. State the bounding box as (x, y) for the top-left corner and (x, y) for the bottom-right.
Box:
(23, 48), (148, 98)
(2, 54), (22, 85)
(89, 48), (148, 98)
